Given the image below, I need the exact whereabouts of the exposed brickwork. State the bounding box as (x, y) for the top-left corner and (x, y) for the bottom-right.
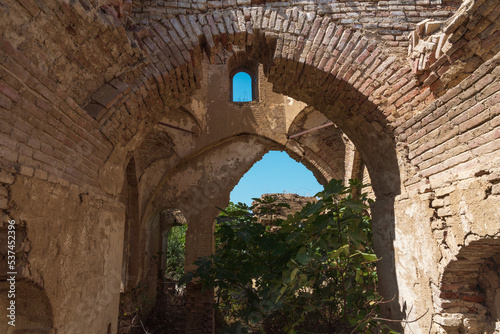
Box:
(408, 0), (500, 95)
(131, 0), (459, 46)
(252, 192), (317, 224)
(287, 106), (347, 183)
(433, 239), (500, 333)
(90, 1), (461, 162)
(400, 51), (499, 192)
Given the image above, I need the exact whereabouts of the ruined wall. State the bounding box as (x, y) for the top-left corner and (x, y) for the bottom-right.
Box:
(121, 50), (351, 333)
(392, 51), (500, 332)
(287, 107), (349, 182)
(137, 54), (348, 271)
(0, 171), (125, 333)
(252, 193), (317, 225)
(0, 1), (135, 328)
(131, 0), (460, 52)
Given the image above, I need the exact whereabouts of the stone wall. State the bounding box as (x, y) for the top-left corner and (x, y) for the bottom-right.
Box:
(252, 193), (318, 225)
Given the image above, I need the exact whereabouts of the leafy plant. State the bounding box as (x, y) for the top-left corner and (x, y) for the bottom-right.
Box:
(182, 179), (386, 333)
(165, 225), (187, 281)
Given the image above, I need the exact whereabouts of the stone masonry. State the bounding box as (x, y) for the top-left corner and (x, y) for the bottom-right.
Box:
(0, 0), (498, 333)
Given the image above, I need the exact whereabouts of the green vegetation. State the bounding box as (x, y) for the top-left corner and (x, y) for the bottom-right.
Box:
(165, 225), (188, 281)
(183, 179), (391, 333)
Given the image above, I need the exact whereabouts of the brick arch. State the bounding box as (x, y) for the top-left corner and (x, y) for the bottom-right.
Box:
(0, 0), (473, 193)
(133, 115), (360, 273)
(93, 10), (407, 326)
(134, 119), (352, 263)
(141, 132), (334, 225)
(286, 106), (347, 183)
(134, 131), (177, 177)
(0, 280), (54, 332)
(138, 130), (339, 270)
(261, 25), (407, 196)
(1, 1), (496, 333)
(434, 238), (500, 333)
(120, 157), (142, 291)
(407, 0), (500, 96)
(137, 131), (353, 331)
(18, 4), (418, 200)
(89, 8), (410, 196)
(227, 51), (260, 102)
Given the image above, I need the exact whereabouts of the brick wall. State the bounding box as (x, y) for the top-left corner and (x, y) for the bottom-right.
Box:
(433, 239), (500, 332)
(131, 0), (460, 46)
(400, 52), (499, 192)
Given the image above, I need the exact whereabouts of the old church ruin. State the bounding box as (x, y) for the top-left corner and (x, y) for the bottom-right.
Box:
(0, 0), (499, 332)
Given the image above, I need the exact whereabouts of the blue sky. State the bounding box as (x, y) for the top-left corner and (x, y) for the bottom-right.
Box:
(230, 151), (323, 206)
(232, 72), (252, 102)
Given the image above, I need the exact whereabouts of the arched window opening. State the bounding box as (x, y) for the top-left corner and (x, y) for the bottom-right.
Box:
(211, 150), (377, 331)
(230, 150), (323, 206)
(159, 209), (188, 303)
(163, 224), (187, 282)
(231, 70), (254, 102)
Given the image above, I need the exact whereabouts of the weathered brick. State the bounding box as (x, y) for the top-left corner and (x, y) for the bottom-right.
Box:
(0, 170), (14, 184)
(458, 105), (489, 133)
(437, 207), (452, 217)
(0, 93), (12, 110)
(34, 169), (48, 180)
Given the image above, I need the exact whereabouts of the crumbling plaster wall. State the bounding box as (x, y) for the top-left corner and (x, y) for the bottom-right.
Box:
(392, 175), (500, 333)
(391, 43), (500, 331)
(0, 171), (125, 333)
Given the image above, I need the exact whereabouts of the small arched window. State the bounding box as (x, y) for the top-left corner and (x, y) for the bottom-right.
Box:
(231, 70), (254, 102)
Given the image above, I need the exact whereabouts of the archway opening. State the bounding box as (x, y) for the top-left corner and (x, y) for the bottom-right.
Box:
(230, 150), (323, 206)
(204, 147), (378, 332)
(163, 224), (187, 282)
(231, 71), (253, 102)
(137, 127), (384, 332)
(119, 208), (189, 334)
(435, 239), (500, 333)
(0, 280), (53, 333)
